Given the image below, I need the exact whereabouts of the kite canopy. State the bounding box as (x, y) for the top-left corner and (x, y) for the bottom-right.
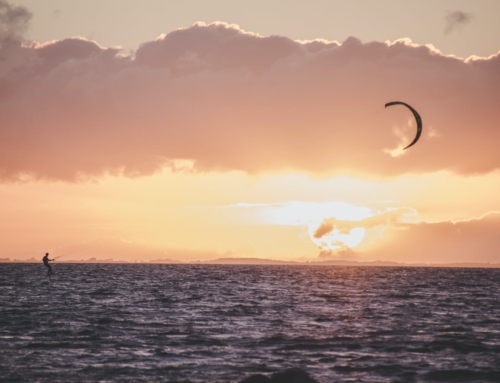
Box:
(385, 101), (422, 150)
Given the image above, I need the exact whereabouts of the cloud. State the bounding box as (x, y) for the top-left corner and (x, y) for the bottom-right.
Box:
(0, 0), (32, 70)
(356, 212), (500, 264)
(445, 11), (473, 35)
(1, 20), (500, 182)
(0, 0), (31, 42)
(313, 207), (415, 239)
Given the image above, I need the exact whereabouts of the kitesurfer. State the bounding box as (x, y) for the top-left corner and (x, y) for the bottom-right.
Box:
(43, 253), (54, 276)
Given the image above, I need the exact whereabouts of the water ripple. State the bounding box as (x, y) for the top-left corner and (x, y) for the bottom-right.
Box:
(0, 264), (500, 382)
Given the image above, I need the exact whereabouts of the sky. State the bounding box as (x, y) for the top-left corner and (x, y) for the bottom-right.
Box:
(1, 0), (500, 263)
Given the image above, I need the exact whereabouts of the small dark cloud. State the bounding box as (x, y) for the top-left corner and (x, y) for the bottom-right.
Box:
(0, 0), (32, 42)
(445, 11), (473, 35)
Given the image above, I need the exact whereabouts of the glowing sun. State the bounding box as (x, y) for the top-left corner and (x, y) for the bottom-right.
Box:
(260, 201), (370, 251)
(308, 220), (366, 251)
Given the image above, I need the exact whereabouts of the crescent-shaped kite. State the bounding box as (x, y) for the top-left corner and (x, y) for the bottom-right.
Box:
(385, 101), (422, 150)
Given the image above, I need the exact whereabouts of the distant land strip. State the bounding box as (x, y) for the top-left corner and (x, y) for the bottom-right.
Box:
(2, 257), (500, 268)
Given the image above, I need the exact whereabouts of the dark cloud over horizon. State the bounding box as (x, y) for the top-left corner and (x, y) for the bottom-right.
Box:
(315, 212), (500, 264)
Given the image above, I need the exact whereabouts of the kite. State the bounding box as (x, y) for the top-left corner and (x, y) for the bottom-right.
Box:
(385, 101), (422, 150)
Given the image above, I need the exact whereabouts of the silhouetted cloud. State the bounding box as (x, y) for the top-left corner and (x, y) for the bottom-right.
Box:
(313, 207), (415, 239)
(445, 11), (473, 35)
(0, 21), (499, 182)
(0, 0), (31, 42)
(358, 212), (500, 264)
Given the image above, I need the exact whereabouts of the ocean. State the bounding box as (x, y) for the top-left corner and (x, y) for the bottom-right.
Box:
(0, 263), (499, 382)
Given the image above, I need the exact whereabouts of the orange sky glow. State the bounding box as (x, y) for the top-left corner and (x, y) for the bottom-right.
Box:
(1, 1), (500, 264)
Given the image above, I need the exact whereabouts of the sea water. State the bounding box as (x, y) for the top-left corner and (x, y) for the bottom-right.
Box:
(1, 263), (499, 382)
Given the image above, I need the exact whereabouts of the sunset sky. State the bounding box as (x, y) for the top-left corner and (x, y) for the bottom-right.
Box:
(1, 0), (500, 263)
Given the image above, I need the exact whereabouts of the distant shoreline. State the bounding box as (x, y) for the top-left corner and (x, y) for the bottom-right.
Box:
(1, 257), (500, 268)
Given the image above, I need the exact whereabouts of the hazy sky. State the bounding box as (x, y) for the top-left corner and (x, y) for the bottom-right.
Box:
(1, 1), (500, 263)
(13, 0), (500, 58)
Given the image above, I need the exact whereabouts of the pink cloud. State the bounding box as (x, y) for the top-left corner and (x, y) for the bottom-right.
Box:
(356, 212), (500, 264)
(1, 21), (499, 181)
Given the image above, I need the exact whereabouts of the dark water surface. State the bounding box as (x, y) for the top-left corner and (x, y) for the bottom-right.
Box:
(1, 264), (499, 382)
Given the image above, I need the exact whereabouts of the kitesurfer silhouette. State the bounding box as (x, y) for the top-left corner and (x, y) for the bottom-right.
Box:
(43, 253), (54, 276)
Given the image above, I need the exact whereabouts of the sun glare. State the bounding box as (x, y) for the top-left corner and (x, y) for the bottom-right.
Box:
(261, 201), (370, 225)
(308, 224), (366, 251)
(260, 201), (371, 251)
